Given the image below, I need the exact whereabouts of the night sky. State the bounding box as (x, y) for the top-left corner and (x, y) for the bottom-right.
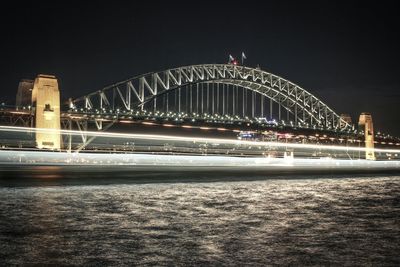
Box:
(1, 1), (399, 135)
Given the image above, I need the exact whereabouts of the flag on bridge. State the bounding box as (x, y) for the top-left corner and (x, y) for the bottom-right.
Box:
(229, 54), (235, 63)
(241, 52), (247, 65)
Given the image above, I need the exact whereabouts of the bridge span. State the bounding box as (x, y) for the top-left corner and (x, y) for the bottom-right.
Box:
(1, 63), (399, 162)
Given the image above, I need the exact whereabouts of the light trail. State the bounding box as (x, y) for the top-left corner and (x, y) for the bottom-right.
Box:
(0, 149), (399, 169)
(1, 125), (400, 154)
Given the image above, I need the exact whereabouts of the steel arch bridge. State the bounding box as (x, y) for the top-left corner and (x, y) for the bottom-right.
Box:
(71, 64), (350, 131)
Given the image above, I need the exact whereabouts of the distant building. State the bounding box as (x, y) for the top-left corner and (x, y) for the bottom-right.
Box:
(16, 79), (34, 108)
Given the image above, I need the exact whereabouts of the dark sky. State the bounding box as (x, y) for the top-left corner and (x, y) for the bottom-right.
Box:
(1, 1), (399, 135)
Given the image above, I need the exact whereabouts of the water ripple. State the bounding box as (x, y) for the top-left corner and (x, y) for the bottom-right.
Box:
(0, 176), (399, 265)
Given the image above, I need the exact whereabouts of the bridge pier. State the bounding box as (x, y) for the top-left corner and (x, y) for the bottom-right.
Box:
(31, 74), (61, 150)
(358, 112), (375, 160)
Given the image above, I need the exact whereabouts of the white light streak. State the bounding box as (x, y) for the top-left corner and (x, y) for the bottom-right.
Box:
(1, 125), (400, 154)
(0, 150), (399, 169)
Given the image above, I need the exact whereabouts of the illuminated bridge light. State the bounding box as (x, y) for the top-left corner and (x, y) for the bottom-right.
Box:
(142, 122), (155, 125)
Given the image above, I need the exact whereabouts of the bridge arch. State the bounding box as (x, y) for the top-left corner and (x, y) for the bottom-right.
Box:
(72, 64), (349, 130)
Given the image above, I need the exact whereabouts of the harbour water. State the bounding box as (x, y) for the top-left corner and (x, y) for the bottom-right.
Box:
(0, 169), (399, 265)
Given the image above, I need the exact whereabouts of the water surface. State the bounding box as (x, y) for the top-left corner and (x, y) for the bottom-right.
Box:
(0, 171), (399, 265)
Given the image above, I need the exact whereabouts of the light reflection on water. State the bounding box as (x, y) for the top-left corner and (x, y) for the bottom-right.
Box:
(0, 172), (399, 266)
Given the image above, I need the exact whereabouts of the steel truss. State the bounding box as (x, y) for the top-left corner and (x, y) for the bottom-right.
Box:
(72, 64), (350, 131)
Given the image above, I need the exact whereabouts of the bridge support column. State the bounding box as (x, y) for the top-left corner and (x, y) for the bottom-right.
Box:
(358, 112), (375, 160)
(31, 74), (61, 150)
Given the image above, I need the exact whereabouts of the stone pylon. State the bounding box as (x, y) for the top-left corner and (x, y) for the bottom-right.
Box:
(31, 74), (61, 150)
(358, 113), (375, 160)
